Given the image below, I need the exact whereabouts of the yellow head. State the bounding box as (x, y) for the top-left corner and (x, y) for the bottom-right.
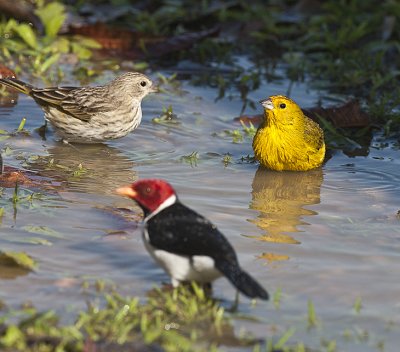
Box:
(260, 95), (304, 127)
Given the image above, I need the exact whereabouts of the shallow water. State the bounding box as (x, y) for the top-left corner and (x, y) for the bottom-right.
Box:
(1, 70), (399, 351)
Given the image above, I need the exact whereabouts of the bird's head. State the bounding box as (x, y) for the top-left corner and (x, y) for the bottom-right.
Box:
(111, 72), (158, 100)
(259, 95), (303, 126)
(116, 179), (177, 215)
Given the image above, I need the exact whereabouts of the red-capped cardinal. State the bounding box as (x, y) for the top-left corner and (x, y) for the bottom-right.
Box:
(116, 179), (269, 300)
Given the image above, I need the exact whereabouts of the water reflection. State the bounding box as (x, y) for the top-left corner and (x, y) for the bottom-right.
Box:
(249, 166), (323, 245)
(27, 144), (137, 195)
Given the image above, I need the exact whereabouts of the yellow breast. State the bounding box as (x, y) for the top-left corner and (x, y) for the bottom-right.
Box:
(253, 95), (326, 171)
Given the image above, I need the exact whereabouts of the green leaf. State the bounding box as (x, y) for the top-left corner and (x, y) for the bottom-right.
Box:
(52, 37), (70, 53)
(0, 325), (25, 348)
(3, 18), (17, 33)
(73, 36), (102, 49)
(13, 24), (37, 49)
(71, 43), (92, 60)
(35, 2), (66, 38)
(21, 225), (63, 238)
(0, 251), (36, 270)
(40, 53), (60, 73)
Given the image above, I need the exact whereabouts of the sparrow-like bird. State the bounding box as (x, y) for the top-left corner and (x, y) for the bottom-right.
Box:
(0, 72), (157, 143)
(116, 179), (269, 300)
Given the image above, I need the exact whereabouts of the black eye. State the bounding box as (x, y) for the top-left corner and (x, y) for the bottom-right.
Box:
(140, 81), (147, 87)
(279, 103), (286, 109)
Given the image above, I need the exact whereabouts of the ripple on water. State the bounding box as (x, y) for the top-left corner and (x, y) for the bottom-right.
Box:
(323, 164), (400, 194)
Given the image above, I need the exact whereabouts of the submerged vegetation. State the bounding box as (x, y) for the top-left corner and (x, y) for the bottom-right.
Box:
(0, 282), (380, 352)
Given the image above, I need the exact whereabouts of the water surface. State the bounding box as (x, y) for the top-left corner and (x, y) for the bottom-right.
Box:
(0, 71), (399, 351)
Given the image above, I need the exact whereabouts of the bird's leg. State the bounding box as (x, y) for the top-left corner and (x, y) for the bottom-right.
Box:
(227, 290), (240, 312)
(36, 120), (47, 140)
(171, 278), (180, 288)
(202, 282), (213, 298)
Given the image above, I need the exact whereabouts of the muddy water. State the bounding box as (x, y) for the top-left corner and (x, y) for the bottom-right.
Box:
(1, 72), (399, 351)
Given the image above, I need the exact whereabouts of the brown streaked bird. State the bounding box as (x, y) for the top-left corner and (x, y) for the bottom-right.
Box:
(0, 72), (157, 143)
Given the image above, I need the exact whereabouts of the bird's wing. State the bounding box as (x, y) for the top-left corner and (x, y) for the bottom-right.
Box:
(146, 202), (238, 264)
(303, 117), (325, 151)
(31, 86), (113, 122)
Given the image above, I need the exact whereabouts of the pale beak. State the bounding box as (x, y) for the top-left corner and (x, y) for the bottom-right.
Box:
(116, 186), (137, 199)
(260, 98), (274, 110)
(150, 85), (159, 93)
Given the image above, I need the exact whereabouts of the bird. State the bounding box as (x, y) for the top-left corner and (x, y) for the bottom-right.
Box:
(0, 72), (157, 143)
(252, 95), (325, 171)
(116, 179), (269, 300)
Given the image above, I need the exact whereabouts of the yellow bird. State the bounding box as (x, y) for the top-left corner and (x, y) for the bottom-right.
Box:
(252, 95), (325, 171)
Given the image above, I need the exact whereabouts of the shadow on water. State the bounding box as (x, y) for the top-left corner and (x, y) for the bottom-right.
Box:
(26, 143), (138, 195)
(248, 166), (323, 246)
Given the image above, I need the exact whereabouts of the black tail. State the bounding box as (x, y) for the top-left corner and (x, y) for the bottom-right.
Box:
(216, 261), (269, 300)
(0, 78), (34, 95)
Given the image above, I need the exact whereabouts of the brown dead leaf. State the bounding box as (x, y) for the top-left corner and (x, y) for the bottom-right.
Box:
(0, 166), (64, 191)
(0, 64), (18, 107)
(69, 23), (134, 50)
(0, 64), (16, 79)
(70, 23), (219, 59)
(0, 170), (35, 188)
(303, 99), (370, 128)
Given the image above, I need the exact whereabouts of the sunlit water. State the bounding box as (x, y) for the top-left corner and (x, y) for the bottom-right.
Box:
(0, 70), (399, 351)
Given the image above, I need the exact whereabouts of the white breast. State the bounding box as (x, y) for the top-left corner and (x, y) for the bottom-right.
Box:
(143, 229), (221, 287)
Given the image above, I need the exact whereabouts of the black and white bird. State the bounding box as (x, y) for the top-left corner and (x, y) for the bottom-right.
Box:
(116, 179), (269, 300)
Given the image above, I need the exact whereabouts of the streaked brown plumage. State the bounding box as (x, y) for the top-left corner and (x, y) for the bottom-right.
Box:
(0, 72), (157, 143)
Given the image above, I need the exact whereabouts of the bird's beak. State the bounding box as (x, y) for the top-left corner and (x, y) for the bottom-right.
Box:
(116, 186), (137, 199)
(260, 98), (274, 110)
(150, 85), (159, 93)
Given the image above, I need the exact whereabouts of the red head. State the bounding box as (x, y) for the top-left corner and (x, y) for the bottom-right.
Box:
(116, 179), (177, 215)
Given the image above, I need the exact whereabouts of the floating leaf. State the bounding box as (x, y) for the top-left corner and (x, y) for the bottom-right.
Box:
(13, 237), (52, 246)
(0, 251), (36, 270)
(21, 225), (63, 238)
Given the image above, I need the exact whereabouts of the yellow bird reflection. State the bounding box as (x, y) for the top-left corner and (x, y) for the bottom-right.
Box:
(249, 166), (323, 245)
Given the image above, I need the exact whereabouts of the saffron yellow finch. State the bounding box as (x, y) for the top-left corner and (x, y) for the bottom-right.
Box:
(252, 95), (325, 171)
